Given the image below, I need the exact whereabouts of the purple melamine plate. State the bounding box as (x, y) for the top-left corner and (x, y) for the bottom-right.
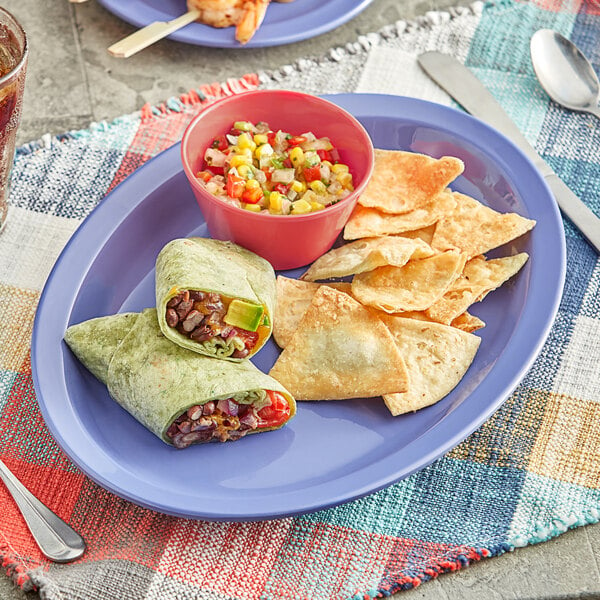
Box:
(32, 94), (565, 521)
(98, 0), (376, 49)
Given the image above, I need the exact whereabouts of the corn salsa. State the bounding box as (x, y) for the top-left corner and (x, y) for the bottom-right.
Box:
(196, 121), (354, 215)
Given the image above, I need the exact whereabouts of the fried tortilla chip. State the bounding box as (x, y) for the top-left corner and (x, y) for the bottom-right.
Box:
(425, 253), (529, 324)
(358, 149), (464, 214)
(273, 277), (353, 349)
(431, 192), (536, 258)
(450, 311), (485, 333)
(379, 316), (481, 416)
(385, 309), (485, 333)
(269, 286), (409, 400)
(344, 190), (456, 240)
(395, 225), (437, 246)
(351, 250), (467, 313)
(301, 236), (434, 282)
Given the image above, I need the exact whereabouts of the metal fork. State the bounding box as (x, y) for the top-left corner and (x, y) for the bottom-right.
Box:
(0, 458), (85, 562)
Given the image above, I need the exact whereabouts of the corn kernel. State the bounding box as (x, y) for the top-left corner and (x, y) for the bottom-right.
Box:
(255, 143), (274, 159)
(237, 164), (253, 178)
(231, 146), (253, 158)
(289, 146), (304, 167)
(290, 180), (306, 194)
(269, 191), (283, 213)
(254, 133), (268, 145)
(234, 121), (253, 131)
(321, 160), (333, 169)
(302, 190), (320, 204)
(291, 199), (312, 214)
(243, 203), (262, 212)
(336, 172), (353, 187)
(237, 132), (256, 151)
(331, 163), (349, 174)
(245, 179), (261, 190)
(229, 154), (252, 168)
(310, 201), (325, 211)
(310, 180), (327, 194)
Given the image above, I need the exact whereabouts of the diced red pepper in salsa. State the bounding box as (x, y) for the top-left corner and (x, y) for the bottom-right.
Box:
(211, 135), (228, 151)
(226, 173), (245, 198)
(303, 165), (322, 182)
(241, 186), (263, 204)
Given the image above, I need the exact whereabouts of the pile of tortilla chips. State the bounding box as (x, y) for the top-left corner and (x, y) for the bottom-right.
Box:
(269, 149), (536, 416)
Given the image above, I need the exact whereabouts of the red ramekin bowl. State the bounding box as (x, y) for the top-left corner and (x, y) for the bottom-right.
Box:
(181, 90), (375, 270)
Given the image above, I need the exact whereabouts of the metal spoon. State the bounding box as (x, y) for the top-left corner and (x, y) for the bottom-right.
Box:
(0, 458), (85, 562)
(530, 29), (600, 120)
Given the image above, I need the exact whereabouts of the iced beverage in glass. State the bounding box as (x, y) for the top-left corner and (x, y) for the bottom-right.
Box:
(0, 7), (27, 232)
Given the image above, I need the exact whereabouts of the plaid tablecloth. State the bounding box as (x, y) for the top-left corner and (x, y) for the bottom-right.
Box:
(2, 1), (600, 598)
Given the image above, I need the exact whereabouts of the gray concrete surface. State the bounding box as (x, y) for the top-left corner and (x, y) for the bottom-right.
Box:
(1, 0), (600, 598)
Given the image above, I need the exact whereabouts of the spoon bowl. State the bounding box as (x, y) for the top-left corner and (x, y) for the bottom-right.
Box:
(530, 29), (600, 119)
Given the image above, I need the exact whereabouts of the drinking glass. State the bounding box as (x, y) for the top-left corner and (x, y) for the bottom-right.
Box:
(0, 7), (27, 232)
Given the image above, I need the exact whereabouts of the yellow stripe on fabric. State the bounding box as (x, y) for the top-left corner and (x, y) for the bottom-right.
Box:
(0, 283), (40, 372)
(529, 392), (600, 489)
(447, 387), (545, 470)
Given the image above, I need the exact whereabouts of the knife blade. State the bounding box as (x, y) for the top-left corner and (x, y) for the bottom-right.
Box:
(417, 51), (600, 254)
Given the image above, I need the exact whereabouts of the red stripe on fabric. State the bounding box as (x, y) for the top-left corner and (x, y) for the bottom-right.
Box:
(0, 458), (85, 565)
(379, 538), (488, 593)
(69, 480), (177, 569)
(1, 366), (72, 471)
(266, 521), (398, 600)
(157, 519), (292, 597)
(108, 73), (260, 193)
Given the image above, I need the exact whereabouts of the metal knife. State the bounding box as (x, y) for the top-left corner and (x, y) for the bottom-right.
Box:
(418, 51), (600, 254)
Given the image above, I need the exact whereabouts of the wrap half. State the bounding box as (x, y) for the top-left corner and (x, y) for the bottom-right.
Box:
(155, 238), (276, 361)
(64, 309), (296, 448)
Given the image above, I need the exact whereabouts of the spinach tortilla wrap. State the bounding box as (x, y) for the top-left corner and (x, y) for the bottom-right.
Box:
(64, 309), (296, 448)
(155, 238), (276, 361)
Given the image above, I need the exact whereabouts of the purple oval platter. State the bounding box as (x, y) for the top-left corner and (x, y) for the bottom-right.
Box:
(31, 94), (565, 521)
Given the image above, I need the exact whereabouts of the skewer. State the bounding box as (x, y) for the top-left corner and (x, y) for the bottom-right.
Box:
(108, 10), (201, 58)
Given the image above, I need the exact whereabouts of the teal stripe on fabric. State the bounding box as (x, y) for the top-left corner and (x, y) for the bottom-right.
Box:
(468, 1), (576, 73)
(544, 154), (600, 213)
(0, 369), (17, 413)
(581, 260), (600, 319)
(301, 457), (523, 546)
(10, 114), (139, 220)
(466, 1), (577, 146)
(69, 115), (140, 153)
(509, 471), (600, 547)
(300, 476), (418, 535)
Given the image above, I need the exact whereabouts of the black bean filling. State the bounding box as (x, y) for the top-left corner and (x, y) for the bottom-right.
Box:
(165, 290), (258, 359)
(166, 399), (261, 449)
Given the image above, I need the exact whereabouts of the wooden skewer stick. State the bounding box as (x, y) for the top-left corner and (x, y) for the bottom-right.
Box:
(108, 10), (201, 58)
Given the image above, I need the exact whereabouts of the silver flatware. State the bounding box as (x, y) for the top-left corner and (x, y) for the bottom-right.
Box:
(530, 29), (600, 120)
(0, 458), (85, 562)
(417, 51), (600, 254)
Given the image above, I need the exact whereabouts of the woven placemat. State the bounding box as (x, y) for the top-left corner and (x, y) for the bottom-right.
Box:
(2, 1), (600, 598)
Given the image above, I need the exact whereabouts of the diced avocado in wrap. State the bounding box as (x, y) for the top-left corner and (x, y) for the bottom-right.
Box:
(155, 238), (276, 361)
(64, 308), (295, 448)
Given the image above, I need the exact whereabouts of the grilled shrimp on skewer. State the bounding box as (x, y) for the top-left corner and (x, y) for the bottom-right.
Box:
(186, 0), (272, 44)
